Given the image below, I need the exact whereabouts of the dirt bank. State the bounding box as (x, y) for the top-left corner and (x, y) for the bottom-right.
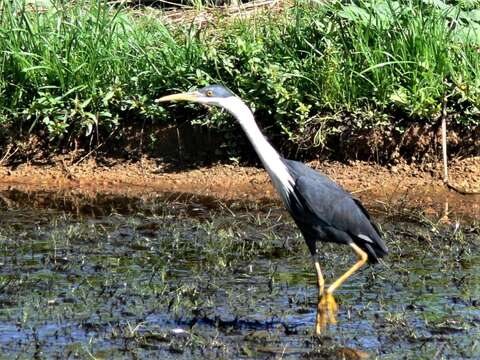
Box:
(0, 156), (478, 220)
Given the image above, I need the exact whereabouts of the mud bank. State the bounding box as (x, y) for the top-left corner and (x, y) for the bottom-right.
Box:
(0, 156), (478, 220)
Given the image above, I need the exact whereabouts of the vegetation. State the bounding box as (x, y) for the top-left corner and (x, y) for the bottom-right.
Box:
(1, 189), (479, 358)
(0, 0), (479, 159)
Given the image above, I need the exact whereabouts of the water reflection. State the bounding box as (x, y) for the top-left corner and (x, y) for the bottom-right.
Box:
(0, 184), (479, 221)
(0, 188), (478, 358)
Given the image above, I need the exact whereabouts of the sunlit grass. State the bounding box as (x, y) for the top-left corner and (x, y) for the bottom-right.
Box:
(0, 0), (478, 152)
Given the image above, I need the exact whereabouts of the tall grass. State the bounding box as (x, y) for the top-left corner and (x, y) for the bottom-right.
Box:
(0, 0), (478, 155)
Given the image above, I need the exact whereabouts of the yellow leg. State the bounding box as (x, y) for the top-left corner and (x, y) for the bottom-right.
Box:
(314, 244), (368, 336)
(314, 259), (338, 334)
(315, 261), (324, 295)
(314, 260), (326, 335)
(327, 243), (368, 295)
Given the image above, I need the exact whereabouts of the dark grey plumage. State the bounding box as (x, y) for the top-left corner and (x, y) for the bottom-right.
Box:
(282, 159), (388, 263)
(194, 84), (388, 263)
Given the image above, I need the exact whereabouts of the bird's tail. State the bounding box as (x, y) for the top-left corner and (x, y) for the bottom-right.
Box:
(350, 198), (388, 263)
(360, 241), (388, 264)
(351, 225), (388, 264)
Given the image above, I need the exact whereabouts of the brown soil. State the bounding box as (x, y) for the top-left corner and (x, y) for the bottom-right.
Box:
(0, 155), (479, 220)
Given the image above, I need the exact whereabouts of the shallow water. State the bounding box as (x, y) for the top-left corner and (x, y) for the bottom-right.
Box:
(0, 189), (479, 359)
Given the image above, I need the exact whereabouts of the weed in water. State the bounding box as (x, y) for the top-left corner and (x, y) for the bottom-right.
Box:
(0, 191), (479, 358)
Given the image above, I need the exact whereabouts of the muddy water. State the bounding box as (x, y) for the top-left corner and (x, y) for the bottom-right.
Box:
(0, 189), (479, 359)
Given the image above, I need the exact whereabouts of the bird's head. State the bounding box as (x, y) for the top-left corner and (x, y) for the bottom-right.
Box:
(156, 84), (238, 108)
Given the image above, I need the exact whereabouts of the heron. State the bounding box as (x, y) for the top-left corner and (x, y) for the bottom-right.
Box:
(156, 84), (388, 335)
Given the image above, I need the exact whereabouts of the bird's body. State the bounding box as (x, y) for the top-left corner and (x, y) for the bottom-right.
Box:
(157, 84), (388, 334)
(222, 92), (387, 262)
(282, 158), (387, 262)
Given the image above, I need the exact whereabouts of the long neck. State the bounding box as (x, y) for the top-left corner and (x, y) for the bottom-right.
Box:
(237, 108), (280, 168)
(225, 100), (280, 169)
(223, 98), (295, 201)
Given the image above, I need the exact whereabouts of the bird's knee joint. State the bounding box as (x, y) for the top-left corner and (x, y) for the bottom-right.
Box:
(351, 244), (368, 263)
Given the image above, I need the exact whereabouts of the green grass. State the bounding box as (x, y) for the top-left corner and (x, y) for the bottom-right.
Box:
(0, 0), (479, 157)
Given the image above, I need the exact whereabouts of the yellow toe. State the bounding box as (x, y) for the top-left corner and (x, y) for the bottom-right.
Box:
(315, 293), (338, 334)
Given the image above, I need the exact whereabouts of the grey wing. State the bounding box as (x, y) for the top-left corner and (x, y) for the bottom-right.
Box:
(294, 171), (388, 262)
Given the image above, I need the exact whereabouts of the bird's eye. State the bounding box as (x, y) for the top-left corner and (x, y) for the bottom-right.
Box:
(206, 90), (213, 97)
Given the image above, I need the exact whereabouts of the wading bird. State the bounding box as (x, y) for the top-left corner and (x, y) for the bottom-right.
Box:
(157, 85), (388, 335)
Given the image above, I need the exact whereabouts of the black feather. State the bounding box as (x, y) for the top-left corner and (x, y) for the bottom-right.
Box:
(283, 159), (388, 263)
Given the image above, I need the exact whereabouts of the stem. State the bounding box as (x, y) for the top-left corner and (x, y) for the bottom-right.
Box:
(441, 97), (448, 184)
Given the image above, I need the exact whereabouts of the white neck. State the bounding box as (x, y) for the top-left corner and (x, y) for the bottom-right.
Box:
(219, 97), (296, 202)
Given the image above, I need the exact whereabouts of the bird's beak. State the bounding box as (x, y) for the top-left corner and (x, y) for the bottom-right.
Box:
(155, 91), (200, 103)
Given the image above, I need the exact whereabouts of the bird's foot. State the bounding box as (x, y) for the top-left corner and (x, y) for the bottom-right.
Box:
(320, 292), (338, 315)
(315, 293), (338, 335)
